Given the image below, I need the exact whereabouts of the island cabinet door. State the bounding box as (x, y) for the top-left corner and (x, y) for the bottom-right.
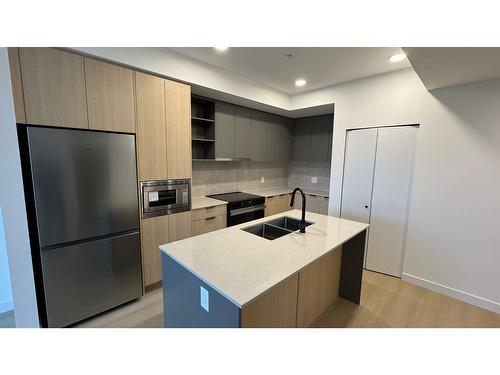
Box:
(240, 274), (299, 328)
(296, 248), (342, 328)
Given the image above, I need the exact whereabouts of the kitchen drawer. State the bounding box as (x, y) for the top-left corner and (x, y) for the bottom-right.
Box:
(192, 215), (226, 236)
(306, 195), (320, 214)
(192, 205), (226, 221)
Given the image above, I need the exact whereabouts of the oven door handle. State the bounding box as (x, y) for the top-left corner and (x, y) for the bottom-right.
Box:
(230, 204), (266, 216)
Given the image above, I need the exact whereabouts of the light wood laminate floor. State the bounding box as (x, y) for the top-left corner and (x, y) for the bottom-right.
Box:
(76, 270), (500, 328)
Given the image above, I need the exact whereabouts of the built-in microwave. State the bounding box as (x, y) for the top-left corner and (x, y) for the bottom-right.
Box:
(140, 179), (191, 218)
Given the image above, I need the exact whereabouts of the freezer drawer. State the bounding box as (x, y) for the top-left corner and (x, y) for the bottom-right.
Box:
(41, 232), (142, 327)
(27, 127), (139, 247)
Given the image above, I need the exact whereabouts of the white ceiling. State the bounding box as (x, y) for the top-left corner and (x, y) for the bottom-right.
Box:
(169, 47), (411, 94)
(404, 47), (500, 90)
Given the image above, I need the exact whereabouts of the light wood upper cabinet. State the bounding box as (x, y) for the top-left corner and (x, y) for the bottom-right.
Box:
(135, 72), (168, 181)
(19, 48), (88, 128)
(165, 79), (192, 179)
(84, 58), (135, 133)
(7, 48), (26, 123)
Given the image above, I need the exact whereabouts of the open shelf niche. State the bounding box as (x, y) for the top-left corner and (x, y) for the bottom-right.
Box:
(191, 96), (216, 160)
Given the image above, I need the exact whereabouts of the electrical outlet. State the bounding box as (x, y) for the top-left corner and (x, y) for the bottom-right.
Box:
(311, 177), (318, 184)
(200, 286), (209, 312)
(260, 176), (265, 184)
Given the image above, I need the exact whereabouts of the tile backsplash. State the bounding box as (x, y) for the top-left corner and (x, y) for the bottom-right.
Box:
(288, 161), (331, 191)
(192, 160), (289, 197)
(192, 160), (331, 196)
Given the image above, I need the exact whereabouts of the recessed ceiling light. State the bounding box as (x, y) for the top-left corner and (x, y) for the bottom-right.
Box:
(214, 47), (228, 52)
(389, 53), (406, 62)
(295, 79), (307, 87)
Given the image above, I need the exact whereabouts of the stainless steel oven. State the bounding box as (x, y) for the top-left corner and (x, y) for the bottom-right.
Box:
(140, 179), (191, 218)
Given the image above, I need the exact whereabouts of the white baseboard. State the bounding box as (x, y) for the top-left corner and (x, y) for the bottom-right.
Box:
(402, 273), (500, 314)
(0, 299), (14, 314)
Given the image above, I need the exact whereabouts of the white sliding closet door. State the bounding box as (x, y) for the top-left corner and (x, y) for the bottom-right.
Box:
(366, 126), (417, 277)
(340, 128), (378, 224)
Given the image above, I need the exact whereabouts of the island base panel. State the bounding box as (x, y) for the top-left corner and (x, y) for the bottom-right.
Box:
(339, 229), (367, 304)
(162, 253), (240, 328)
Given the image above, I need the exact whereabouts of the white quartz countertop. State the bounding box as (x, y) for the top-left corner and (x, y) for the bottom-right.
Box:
(160, 209), (368, 308)
(244, 186), (330, 198)
(192, 196), (228, 210)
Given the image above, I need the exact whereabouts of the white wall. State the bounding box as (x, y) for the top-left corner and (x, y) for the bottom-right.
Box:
(0, 48), (39, 327)
(293, 68), (500, 313)
(0, 207), (13, 313)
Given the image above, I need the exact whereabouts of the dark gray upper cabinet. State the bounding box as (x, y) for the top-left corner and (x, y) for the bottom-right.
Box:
(266, 113), (281, 162)
(292, 117), (312, 162)
(234, 107), (252, 159)
(251, 111), (267, 161)
(310, 115), (333, 162)
(215, 102), (235, 158)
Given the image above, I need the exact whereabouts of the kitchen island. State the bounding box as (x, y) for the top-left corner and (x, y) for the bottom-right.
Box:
(159, 209), (368, 328)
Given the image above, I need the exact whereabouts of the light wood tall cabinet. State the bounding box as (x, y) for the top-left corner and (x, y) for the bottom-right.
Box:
(135, 72), (168, 181)
(165, 79), (192, 179)
(84, 58), (135, 133)
(135, 75), (193, 289)
(19, 48), (88, 128)
(7, 48), (26, 123)
(169, 211), (192, 242)
(140, 216), (169, 288)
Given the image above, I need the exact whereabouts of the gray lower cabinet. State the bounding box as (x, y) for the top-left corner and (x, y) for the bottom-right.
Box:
(293, 194), (329, 214)
(251, 111), (268, 161)
(310, 115), (333, 162)
(292, 117), (312, 162)
(234, 107), (252, 159)
(215, 102), (235, 158)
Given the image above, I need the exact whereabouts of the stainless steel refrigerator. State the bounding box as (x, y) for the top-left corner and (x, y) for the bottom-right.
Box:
(18, 126), (143, 327)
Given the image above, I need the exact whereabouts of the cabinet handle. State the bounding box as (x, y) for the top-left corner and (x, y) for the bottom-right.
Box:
(205, 216), (216, 220)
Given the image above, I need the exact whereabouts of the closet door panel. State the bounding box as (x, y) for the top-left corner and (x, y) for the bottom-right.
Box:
(340, 128), (378, 224)
(366, 126), (417, 277)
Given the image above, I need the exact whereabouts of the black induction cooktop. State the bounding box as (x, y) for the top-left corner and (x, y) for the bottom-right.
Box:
(208, 191), (263, 204)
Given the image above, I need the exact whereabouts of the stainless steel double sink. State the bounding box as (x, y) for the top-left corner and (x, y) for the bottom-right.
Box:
(241, 216), (314, 240)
